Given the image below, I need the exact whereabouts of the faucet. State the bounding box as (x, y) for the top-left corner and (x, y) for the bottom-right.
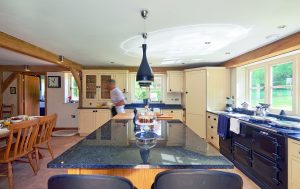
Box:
(255, 103), (270, 117)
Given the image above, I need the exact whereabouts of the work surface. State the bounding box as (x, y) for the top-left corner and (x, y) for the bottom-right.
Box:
(48, 119), (232, 169)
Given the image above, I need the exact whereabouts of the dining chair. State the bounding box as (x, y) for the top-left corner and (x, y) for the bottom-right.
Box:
(48, 174), (135, 189)
(0, 119), (40, 189)
(34, 114), (57, 170)
(152, 169), (243, 189)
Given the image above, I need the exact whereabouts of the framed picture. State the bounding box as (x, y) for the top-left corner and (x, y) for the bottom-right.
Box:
(48, 76), (61, 88)
(10, 87), (16, 94)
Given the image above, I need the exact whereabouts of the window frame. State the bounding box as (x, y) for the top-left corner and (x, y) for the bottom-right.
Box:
(246, 55), (298, 115)
(64, 73), (79, 103)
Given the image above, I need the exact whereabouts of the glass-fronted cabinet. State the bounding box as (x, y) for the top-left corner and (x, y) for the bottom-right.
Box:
(85, 75), (97, 99)
(100, 75), (112, 99)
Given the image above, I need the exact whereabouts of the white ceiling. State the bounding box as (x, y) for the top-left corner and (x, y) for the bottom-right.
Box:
(0, 48), (54, 66)
(0, 0), (299, 67)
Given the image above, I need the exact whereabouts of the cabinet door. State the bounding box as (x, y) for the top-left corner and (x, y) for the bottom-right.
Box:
(185, 70), (206, 114)
(100, 75), (112, 100)
(167, 71), (183, 93)
(79, 110), (95, 136)
(84, 74), (98, 100)
(186, 113), (206, 139)
(95, 110), (111, 129)
(114, 73), (128, 93)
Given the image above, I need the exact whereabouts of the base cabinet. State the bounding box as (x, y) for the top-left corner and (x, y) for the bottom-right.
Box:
(162, 109), (183, 121)
(78, 109), (111, 136)
(186, 113), (205, 139)
(206, 112), (219, 148)
(288, 138), (300, 189)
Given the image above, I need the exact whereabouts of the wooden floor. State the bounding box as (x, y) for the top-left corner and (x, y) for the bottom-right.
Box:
(0, 135), (260, 189)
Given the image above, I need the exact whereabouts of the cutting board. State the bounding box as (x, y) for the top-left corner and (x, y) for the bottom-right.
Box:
(112, 113), (134, 120)
(156, 114), (174, 120)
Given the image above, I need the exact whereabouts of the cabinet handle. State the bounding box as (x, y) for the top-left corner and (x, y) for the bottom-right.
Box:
(213, 118), (216, 121)
(171, 111), (174, 113)
(211, 136), (214, 139)
(93, 110), (98, 113)
(169, 89), (172, 92)
(185, 91), (188, 94)
(211, 126), (213, 129)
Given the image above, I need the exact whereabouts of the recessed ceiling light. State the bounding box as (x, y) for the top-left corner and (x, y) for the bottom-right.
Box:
(204, 41), (211, 45)
(277, 25), (286, 29)
(266, 34), (280, 40)
(225, 52), (231, 55)
(110, 61), (115, 64)
(182, 63), (185, 65)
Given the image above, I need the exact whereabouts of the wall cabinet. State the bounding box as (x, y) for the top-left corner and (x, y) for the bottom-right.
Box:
(184, 67), (230, 139)
(78, 109), (111, 136)
(288, 138), (300, 189)
(206, 112), (219, 148)
(82, 70), (128, 107)
(167, 71), (184, 93)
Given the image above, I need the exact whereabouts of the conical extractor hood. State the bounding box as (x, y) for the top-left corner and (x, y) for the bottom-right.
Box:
(136, 43), (154, 86)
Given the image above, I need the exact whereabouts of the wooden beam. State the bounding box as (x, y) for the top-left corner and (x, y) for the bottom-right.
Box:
(2, 72), (19, 93)
(0, 31), (82, 70)
(70, 68), (82, 91)
(0, 65), (69, 72)
(70, 68), (82, 108)
(83, 66), (184, 73)
(223, 32), (300, 68)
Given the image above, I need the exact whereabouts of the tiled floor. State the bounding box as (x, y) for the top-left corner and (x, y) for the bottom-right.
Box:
(0, 135), (260, 189)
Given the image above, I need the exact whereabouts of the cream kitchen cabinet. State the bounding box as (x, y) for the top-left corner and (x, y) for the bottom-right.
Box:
(288, 138), (300, 189)
(82, 70), (128, 107)
(162, 109), (183, 121)
(167, 71), (184, 93)
(184, 67), (230, 139)
(206, 112), (219, 149)
(78, 109), (111, 136)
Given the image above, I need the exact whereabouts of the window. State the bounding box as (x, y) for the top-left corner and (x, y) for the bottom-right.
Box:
(247, 58), (296, 113)
(271, 62), (293, 110)
(133, 75), (163, 102)
(65, 73), (79, 103)
(249, 68), (265, 106)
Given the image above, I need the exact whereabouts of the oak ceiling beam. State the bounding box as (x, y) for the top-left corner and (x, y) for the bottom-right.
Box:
(222, 32), (300, 68)
(2, 72), (19, 93)
(0, 65), (69, 72)
(70, 68), (82, 91)
(0, 31), (82, 70)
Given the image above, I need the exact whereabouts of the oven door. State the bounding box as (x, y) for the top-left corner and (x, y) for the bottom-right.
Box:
(233, 142), (252, 168)
(252, 130), (280, 161)
(252, 152), (281, 188)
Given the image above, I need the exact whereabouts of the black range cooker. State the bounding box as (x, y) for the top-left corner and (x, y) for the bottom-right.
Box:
(219, 117), (300, 189)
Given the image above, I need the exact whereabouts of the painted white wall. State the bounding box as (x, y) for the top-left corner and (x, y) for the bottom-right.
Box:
(47, 72), (78, 128)
(2, 72), (18, 116)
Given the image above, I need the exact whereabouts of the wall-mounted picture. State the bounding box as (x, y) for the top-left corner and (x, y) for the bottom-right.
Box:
(10, 87), (16, 94)
(48, 76), (61, 88)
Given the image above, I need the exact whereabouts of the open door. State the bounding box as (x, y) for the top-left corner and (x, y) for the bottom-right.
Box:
(24, 75), (40, 116)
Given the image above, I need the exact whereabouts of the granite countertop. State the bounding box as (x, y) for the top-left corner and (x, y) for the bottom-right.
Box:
(78, 103), (184, 110)
(207, 110), (300, 141)
(48, 119), (232, 169)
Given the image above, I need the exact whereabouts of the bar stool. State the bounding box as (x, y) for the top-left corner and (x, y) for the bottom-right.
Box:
(152, 169), (243, 189)
(48, 174), (135, 189)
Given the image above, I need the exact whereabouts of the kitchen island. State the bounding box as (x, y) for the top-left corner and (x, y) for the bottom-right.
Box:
(48, 119), (233, 189)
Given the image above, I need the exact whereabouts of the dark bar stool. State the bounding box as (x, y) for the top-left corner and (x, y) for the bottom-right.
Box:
(48, 174), (135, 189)
(152, 169), (243, 189)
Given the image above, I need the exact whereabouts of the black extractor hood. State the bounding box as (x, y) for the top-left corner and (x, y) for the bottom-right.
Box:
(136, 43), (154, 87)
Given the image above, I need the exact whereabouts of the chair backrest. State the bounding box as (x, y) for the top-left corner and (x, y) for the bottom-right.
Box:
(153, 169), (243, 189)
(48, 174), (134, 189)
(4, 119), (39, 160)
(36, 114), (57, 145)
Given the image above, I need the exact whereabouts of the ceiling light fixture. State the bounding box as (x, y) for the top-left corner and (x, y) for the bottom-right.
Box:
(266, 34), (280, 40)
(225, 52), (231, 55)
(24, 65), (30, 72)
(204, 42), (211, 45)
(136, 9), (154, 87)
(58, 55), (64, 63)
(277, 25), (286, 29)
